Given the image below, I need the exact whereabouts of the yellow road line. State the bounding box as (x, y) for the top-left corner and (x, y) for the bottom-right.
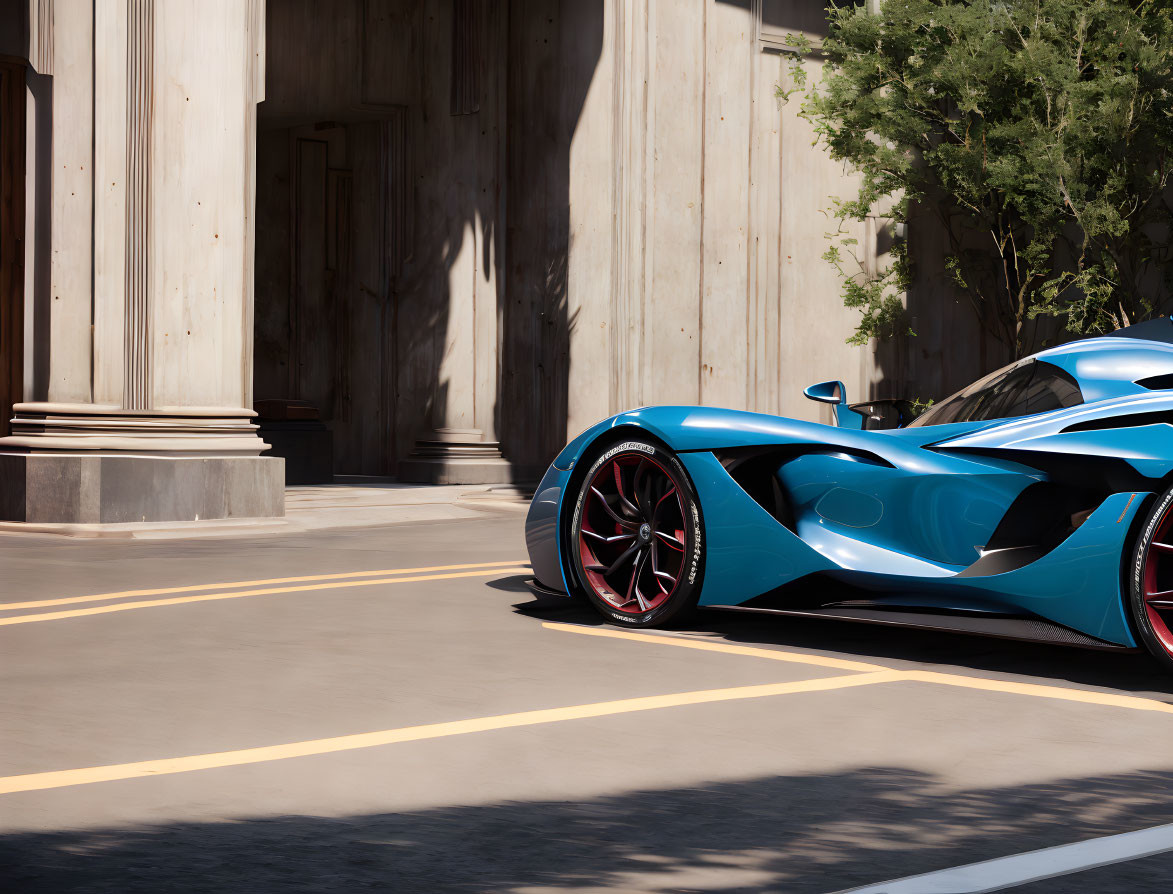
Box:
(0, 568), (532, 627)
(905, 670), (1173, 715)
(0, 560), (529, 612)
(540, 622), (890, 672)
(546, 623), (1173, 715)
(0, 671), (903, 794)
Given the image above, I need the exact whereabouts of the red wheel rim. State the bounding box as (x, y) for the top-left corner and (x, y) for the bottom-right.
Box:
(576, 453), (688, 615)
(1142, 504), (1173, 656)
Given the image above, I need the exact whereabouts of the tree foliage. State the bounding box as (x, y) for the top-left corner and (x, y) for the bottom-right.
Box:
(783, 0), (1173, 358)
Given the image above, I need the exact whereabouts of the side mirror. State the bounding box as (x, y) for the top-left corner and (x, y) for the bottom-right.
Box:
(804, 380), (865, 429)
(803, 380), (846, 405)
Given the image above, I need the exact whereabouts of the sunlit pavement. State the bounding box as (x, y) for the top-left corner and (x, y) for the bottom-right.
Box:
(3, 513), (1173, 892)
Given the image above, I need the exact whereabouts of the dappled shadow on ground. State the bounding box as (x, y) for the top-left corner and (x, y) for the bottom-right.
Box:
(514, 596), (1173, 698)
(5, 768), (1173, 892)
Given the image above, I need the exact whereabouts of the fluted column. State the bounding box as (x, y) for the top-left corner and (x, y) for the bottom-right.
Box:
(123, 0), (152, 410)
(0, 0), (282, 524)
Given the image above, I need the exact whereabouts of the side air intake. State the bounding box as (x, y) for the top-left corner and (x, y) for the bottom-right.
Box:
(1136, 373), (1173, 391)
(713, 448), (797, 531)
(1061, 411), (1173, 433)
(713, 446), (893, 533)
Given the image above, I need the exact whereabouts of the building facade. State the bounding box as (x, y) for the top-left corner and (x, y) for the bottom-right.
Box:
(0, 0), (986, 524)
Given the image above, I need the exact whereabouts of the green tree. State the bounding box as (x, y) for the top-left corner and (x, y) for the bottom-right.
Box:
(783, 0), (1173, 358)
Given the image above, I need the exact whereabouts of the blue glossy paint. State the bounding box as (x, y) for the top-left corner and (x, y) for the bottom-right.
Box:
(523, 323), (1173, 648)
(526, 463), (572, 592)
(802, 380), (845, 404)
(1037, 337), (1173, 402)
(833, 403), (866, 429)
(949, 491), (1144, 644)
(776, 450), (1031, 568)
(937, 392), (1173, 479)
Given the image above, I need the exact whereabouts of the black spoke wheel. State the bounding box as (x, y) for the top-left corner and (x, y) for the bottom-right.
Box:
(569, 438), (704, 627)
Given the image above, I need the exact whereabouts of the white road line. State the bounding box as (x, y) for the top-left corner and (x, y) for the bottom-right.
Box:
(833, 822), (1173, 893)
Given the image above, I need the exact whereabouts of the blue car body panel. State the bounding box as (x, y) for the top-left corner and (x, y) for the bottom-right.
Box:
(525, 464), (573, 594)
(527, 321), (1173, 649)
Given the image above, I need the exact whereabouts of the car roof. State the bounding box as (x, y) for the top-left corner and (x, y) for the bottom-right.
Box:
(1093, 316), (1173, 345)
(1031, 318), (1173, 402)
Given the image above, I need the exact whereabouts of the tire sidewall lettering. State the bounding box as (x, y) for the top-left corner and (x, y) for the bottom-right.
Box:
(1130, 487), (1173, 666)
(1135, 491), (1173, 599)
(688, 500), (701, 585)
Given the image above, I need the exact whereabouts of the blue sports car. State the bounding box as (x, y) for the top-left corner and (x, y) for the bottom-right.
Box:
(525, 317), (1173, 670)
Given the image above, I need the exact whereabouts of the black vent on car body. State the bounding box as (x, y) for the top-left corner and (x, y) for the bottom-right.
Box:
(1061, 411), (1173, 433)
(713, 447), (797, 532)
(714, 445), (893, 533)
(979, 481), (1107, 561)
(1136, 373), (1173, 391)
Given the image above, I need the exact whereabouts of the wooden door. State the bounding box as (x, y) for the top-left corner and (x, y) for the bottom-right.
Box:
(0, 60), (24, 437)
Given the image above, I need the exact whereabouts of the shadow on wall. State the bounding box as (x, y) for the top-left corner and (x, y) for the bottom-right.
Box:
(5, 767), (1173, 891)
(864, 207), (994, 406)
(254, 0), (603, 481)
(869, 205), (1099, 407)
(498, 0), (600, 480)
(876, 200), (1044, 407)
(26, 70), (52, 408)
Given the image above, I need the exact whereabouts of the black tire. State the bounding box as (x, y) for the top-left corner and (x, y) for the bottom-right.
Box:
(567, 436), (704, 627)
(1128, 486), (1173, 672)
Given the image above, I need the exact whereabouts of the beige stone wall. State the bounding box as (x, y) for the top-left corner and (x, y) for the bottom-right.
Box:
(6, 0), (988, 491)
(564, 0), (986, 442)
(150, 1), (253, 409)
(568, 0), (858, 436)
(256, 0), (987, 479)
(44, 0), (94, 405)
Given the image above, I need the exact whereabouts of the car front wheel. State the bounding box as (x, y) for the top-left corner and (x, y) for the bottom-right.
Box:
(568, 437), (704, 627)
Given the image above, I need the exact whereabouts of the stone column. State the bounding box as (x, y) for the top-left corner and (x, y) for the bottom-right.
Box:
(0, 0), (282, 524)
(397, 0), (510, 485)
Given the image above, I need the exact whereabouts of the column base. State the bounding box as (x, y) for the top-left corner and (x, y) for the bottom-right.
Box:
(0, 453), (285, 523)
(397, 428), (513, 485)
(0, 404), (285, 523)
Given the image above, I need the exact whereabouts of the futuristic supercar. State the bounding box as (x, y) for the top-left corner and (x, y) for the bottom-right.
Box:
(525, 317), (1173, 670)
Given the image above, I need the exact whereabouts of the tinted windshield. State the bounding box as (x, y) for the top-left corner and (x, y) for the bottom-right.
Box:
(909, 360), (1082, 427)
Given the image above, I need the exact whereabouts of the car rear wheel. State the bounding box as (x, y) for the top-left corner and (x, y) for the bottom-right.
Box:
(1128, 485), (1173, 671)
(569, 437), (704, 627)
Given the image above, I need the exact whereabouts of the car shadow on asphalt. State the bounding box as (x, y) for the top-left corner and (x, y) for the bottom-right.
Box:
(6, 767), (1173, 893)
(509, 588), (1173, 699)
(484, 574), (539, 594)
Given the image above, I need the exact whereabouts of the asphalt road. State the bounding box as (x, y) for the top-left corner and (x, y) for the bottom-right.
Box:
(4, 512), (1173, 892)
